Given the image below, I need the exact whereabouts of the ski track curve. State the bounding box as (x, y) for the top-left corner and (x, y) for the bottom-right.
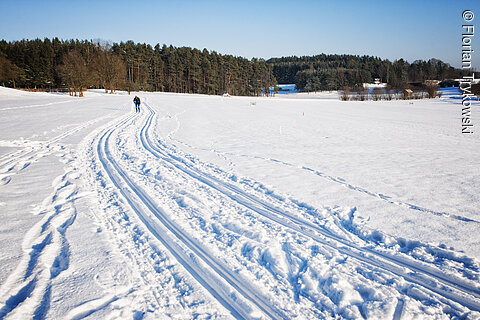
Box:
(139, 102), (480, 314)
(5, 96), (477, 318)
(95, 108), (288, 319)
(167, 135), (478, 225)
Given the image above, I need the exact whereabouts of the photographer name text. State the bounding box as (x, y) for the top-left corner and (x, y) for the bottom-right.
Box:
(461, 10), (475, 134)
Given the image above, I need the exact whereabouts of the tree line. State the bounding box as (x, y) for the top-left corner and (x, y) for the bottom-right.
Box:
(1, 38), (472, 96)
(267, 54), (471, 92)
(0, 38), (276, 96)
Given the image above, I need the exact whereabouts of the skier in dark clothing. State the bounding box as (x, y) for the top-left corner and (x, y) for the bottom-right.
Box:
(133, 96), (141, 112)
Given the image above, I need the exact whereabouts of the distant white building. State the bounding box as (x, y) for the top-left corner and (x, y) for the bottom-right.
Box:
(363, 79), (386, 89)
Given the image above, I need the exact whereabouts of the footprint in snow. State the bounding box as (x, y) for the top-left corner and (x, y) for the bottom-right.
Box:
(0, 176), (11, 185)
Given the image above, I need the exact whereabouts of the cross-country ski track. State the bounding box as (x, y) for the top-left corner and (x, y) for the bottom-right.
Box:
(141, 103), (480, 303)
(1, 88), (479, 319)
(96, 111), (288, 319)
(89, 98), (480, 318)
(0, 115), (112, 186)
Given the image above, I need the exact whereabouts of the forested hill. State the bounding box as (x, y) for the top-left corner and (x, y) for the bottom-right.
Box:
(0, 38), (276, 96)
(267, 54), (468, 91)
(0, 38), (470, 95)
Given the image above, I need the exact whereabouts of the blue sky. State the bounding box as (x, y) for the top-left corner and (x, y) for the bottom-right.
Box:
(1, 0), (479, 68)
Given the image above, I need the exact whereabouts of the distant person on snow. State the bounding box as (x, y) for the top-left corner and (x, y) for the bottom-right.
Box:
(133, 96), (141, 112)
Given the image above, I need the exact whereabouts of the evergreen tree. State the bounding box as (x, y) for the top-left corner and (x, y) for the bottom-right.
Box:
(267, 54), (471, 92)
(0, 38), (278, 96)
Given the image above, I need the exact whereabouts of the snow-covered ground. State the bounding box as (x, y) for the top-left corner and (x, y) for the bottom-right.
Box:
(0, 86), (479, 319)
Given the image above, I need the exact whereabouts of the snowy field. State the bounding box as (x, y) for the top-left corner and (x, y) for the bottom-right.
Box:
(0, 86), (479, 319)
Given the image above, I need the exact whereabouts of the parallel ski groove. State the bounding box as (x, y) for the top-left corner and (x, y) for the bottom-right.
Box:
(141, 103), (480, 312)
(96, 110), (287, 320)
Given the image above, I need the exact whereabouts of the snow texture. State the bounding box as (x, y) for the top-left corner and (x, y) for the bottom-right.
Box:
(0, 86), (479, 319)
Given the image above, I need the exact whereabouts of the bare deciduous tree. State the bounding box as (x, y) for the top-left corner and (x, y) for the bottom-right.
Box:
(425, 83), (440, 99)
(372, 87), (383, 101)
(355, 86), (368, 101)
(340, 86), (350, 101)
(92, 51), (125, 93)
(0, 56), (23, 88)
(57, 51), (89, 97)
